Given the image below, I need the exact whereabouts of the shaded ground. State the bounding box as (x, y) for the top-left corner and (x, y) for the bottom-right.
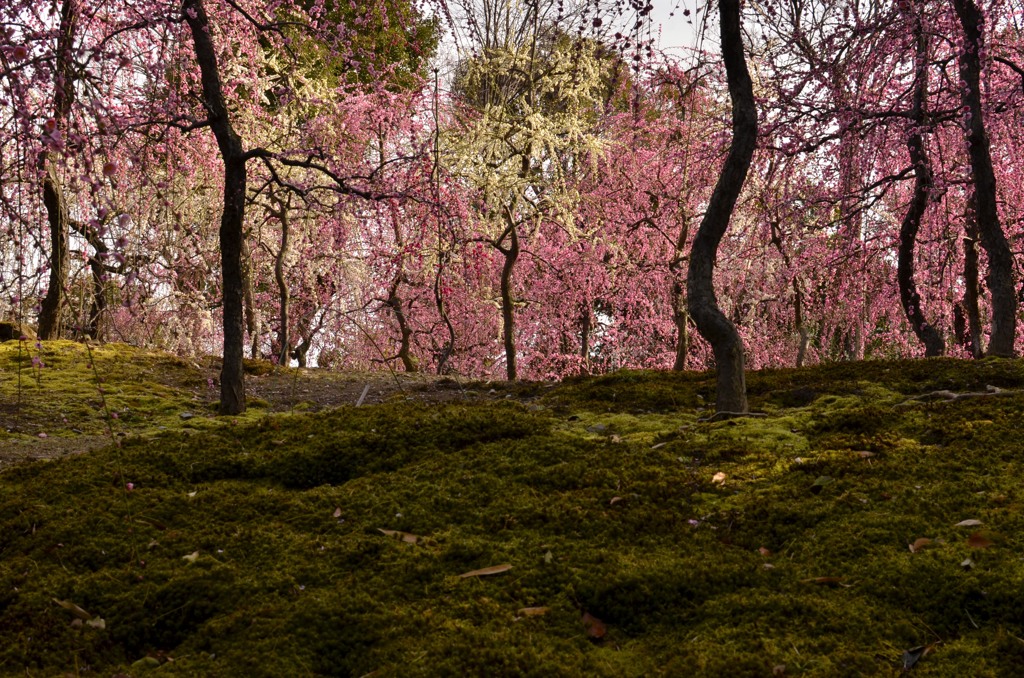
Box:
(4, 342), (1024, 675)
(0, 341), (535, 469)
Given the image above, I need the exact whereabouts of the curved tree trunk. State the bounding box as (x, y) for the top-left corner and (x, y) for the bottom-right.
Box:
(897, 18), (945, 357)
(387, 209), (418, 372)
(184, 0), (248, 414)
(37, 0), (79, 339)
(498, 223), (520, 381)
(953, 0), (1017, 357)
(686, 0), (757, 416)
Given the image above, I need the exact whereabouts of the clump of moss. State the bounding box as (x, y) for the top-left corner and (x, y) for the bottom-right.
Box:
(3, 356), (1024, 675)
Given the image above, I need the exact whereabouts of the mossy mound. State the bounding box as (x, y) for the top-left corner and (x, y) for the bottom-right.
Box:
(2, 356), (1024, 675)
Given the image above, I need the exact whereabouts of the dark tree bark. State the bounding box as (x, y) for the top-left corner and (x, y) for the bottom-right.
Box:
(497, 217), (520, 381)
(897, 19), (945, 357)
(579, 302), (592, 374)
(386, 209), (418, 372)
(962, 197), (984, 357)
(184, 0), (248, 414)
(953, 0), (1017, 356)
(241, 235), (261, 359)
(37, 0), (79, 339)
(273, 200), (292, 367)
(670, 218), (690, 371)
(686, 0), (757, 415)
(768, 220), (808, 367)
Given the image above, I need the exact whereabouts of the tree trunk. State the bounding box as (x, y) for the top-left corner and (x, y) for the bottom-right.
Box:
(897, 18), (945, 357)
(962, 199), (984, 357)
(184, 0), (248, 414)
(953, 0), (1017, 356)
(387, 211), (418, 372)
(768, 220), (808, 367)
(241, 236), (261, 359)
(37, 0), (79, 339)
(580, 302), (592, 374)
(38, 164), (70, 339)
(686, 0), (757, 416)
(86, 238), (108, 341)
(272, 200), (291, 367)
(670, 220), (690, 371)
(499, 224), (520, 381)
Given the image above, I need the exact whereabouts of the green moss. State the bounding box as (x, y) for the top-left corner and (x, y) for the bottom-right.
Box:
(3, 356), (1024, 675)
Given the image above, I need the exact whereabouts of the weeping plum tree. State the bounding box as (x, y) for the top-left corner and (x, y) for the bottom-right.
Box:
(686, 0), (757, 415)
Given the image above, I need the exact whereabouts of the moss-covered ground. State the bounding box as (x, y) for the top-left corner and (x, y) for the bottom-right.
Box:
(3, 343), (1024, 676)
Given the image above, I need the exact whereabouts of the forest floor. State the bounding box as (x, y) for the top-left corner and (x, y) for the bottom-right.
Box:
(3, 340), (1024, 676)
(0, 341), (536, 469)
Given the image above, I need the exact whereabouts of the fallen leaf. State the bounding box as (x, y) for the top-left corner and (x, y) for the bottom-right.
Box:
(711, 472), (727, 485)
(332, 507), (342, 518)
(758, 547), (772, 557)
(378, 528), (419, 544)
(459, 564), (513, 578)
(182, 551), (200, 563)
(855, 450), (875, 458)
(772, 665), (786, 676)
(582, 612), (607, 639)
(186, 491), (197, 498)
(650, 442), (667, 450)
(86, 617), (106, 630)
(609, 496), (623, 505)
(52, 598), (92, 620)
(961, 558), (975, 570)
(955, 519), (982, 527)
(909, 537), (933, 553)
(517, 606), (549, 617)
(967, 532), (993, 549)
(610, 435), (623, 443)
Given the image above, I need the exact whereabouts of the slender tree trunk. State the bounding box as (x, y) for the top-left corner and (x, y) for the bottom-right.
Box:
(897, 18), (945, 357)
(434, 259), (456, 374)
(670, 220), (690, 371)
(686, 0), (757, 416)
(387, 286), (418, 372)
(387, 212), (418, 372)
(184, 0), (248, 414)
(275, 206), (291, 367)
(87, 244), (107, 340)
(38, 164), (70, 339)
(580, 302), (592, 374)
(241, 236), (260, 359)
(498, 224), (520, 381)
(962, 199), (984, 357)
(953, 0), (1017, 356)
(768, 220), (808, 367)
(37, 0), (78, 339)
